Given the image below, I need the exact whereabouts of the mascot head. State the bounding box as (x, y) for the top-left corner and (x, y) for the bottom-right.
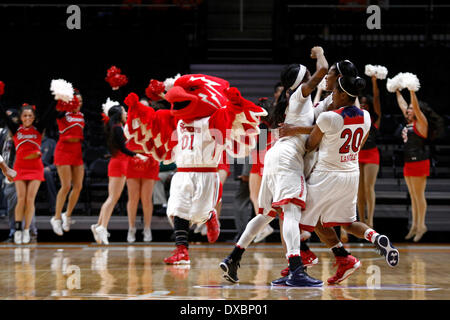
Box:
(164, 74), (230, 122)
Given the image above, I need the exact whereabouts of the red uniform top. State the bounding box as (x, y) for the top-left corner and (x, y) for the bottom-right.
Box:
(13, 125), (42, 160)
(57, 111), (85, 142)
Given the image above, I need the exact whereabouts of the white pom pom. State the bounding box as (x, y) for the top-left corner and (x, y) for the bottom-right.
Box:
(365, 64), (376, 77)
(163, 73), (181, 92)
(386, 74), (402, 93)
(318, 77), (327, 91)
(50, 79), (74, 102)
(102, 97), (119, 116)
(399, 72), (420, 92)
(374, 65), (388, 80)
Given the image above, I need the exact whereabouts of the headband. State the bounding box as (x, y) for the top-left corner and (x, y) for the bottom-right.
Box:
(290, 64), (307, 91)
(338, 77), (357, 98)
(336, 60), (352, 76)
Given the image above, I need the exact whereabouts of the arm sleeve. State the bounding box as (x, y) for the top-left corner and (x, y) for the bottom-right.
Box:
(113, 126), (136, 157)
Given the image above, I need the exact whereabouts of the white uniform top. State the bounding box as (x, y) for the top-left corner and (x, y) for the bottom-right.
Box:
(314, 106), (371, 172)
(313, 94), (333, 121)
(276, 84), (314, 157)
(173, 117), (224, 168)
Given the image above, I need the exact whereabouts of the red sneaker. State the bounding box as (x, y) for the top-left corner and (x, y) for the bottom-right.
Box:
(301, 249), (319, 267)
(280, 249), (320, 276)
(205, 210), (220, 243)
(163, 245), (190, 265)
(327, 255), (361, 285)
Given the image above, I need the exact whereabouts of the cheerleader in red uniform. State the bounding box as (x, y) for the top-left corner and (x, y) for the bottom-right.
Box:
(357, 75), (381, 229)
(91, 102), (147, 245)
(50, 90), (85, 235)
(125, 137), (159, 243)
(0, 103), (53, 244)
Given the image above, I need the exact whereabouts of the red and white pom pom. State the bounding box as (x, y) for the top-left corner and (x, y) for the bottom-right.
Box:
(50, 79), (74, 102)
(105, 66), (128, 90)
(163, 73), (181, 92)
(102, 97), (119, 116)
(56, 95), (80, 112)
(145, 79), (166, 101)
(0, 81), (4, 96)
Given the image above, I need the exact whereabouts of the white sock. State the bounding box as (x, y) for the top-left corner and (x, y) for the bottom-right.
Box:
(364, 228), (379, 243)
(282, 203), (302, 259)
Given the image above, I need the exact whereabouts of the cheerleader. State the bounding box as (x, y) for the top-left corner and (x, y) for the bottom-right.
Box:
(50, 90), (85, 235)
(395, 89), (429, 242)
(0, 103), (53, 244)
(125, 138), (159, 243)
(91, 102), (147, 245)
(358, 76), (382, 228)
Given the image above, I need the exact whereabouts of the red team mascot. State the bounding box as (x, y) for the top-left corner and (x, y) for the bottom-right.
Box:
(124, 74), (267, 265)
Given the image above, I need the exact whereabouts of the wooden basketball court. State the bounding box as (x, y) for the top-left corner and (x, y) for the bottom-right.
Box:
(1, 242), (449, 300)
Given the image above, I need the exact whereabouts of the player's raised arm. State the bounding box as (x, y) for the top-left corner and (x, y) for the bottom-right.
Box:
(301, 46), (329, 98)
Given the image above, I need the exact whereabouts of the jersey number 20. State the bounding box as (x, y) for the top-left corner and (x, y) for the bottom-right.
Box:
(339, 127), (364, 154)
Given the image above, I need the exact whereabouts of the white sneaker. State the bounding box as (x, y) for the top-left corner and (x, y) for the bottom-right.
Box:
(254, 224), (274, 243)
(91, 224), (101, 244)
(200, 224), (207, 236)
(22, 229), (30, 244)
(50, 217), (63, 236)
(95, 226), (109, 245)
(14, 231), (22, 245)
(127, 227), (136, 243)
(62, 213), (74, 232)
(143, 228), (152, 242)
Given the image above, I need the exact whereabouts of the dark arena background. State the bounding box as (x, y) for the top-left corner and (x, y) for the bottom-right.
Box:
(0, 0), (450, 306)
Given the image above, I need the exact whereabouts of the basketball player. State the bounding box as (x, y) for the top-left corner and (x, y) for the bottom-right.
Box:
(220, 46), (328, 287)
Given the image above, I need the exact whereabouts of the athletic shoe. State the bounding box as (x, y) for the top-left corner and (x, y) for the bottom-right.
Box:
(280, 250), (319, 277)
(220, 256), (240, 283)
(271, 275), (290, 286)
(200, 224), (207, 236)
(50, 217), (63, 236)
(61, 213), (74, 232)
(14, 231), (22, 245)
(127, 228), (136, 243)
(374, 234), (399, 267)
(22, 229), (30, 244)
(301, 249), (319, 267)
(327, 255), (361, 285)
(286, 266), (323, 287)
(95, 226), (109, 245)
(254, 224), (274, 243)
(91, 224), (100, 244)
(205, 210), (220, 243)
(164, 245), (190, 265)
(143, 228), (152, 242)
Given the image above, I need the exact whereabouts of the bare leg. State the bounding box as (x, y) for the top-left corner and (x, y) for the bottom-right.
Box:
(140, 179), (155, 229)
(98, 176), (126, 228)
(409, 176), (428, 241)
(126, 178), (141, 229)
(15, 180), (27, 223)
(404, 176), (418, 238)
(65, 165), (85, 217)
(24, 180), (41, 229)
(215, 169), (228, 219)
(249, 173), (262, 215)
(364, 163), (379, 228)
(54, 165), (72, 220)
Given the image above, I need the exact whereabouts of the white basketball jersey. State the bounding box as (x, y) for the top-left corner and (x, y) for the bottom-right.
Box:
(174, 117), (223, 168)
(314, 106), (371, 172)
(278, 84), (314, 156)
